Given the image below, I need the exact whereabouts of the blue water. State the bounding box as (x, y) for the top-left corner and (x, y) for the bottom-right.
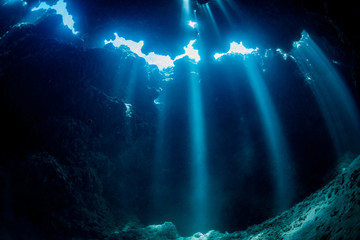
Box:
(292, 31), (360, 157)
(12, 0), (360, 236)
(244, 56), (294, 211)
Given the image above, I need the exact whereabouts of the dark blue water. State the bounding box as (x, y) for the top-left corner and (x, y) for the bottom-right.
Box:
(1, 0), (360, 238)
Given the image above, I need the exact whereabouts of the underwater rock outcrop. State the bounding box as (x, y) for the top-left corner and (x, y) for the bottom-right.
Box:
(109, 222), (180, 240)
(112, 155), (360, 240)
(0, 17), (160, 239)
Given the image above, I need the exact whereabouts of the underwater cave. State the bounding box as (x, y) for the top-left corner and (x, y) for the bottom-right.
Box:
(1, 0), (360, 239)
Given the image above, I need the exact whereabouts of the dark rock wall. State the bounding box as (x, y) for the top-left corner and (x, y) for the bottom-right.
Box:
(0, 16), (160, 239)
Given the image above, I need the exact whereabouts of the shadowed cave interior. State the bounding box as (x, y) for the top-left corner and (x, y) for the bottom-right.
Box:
(1, 0), (360, 239)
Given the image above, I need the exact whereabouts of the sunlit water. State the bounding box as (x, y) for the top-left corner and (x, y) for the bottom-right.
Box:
(292, 31), (360, 156)
(32, 0), (78, 34)
(189, 68), (208, 231)
(21, 0), (360, 235)
(244, 56), (294, 210)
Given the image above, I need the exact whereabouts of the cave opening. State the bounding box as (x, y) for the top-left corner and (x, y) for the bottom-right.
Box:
(1, 0), (360, 239)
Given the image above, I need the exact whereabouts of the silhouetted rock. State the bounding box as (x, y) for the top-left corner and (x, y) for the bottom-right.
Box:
(0, 16), (161, 239)
(1, 1), (360, 239)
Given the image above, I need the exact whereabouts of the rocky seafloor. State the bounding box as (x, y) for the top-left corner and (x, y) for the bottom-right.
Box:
(110, 155), (360, 240)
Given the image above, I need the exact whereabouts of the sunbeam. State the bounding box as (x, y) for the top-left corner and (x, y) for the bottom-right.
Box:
(244, 56), (293, 211)
(189, 67), (208, 232)
(199, 3), (220, 39)
(182, 0), (191, 22)
(214, 0), (233, 25)
(3, 0), (360, 238)
(123, 63), (139, 139)
(292, 30), (360, 156)
(151, 87), (168, 218)
(223, 0), (242, 17)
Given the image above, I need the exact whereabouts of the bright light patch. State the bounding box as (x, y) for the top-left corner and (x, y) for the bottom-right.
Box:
(32, 0), (78, 35)
(146, 52), (175, 71)
(105, 33), (145, 57)
(276, 48), (288, 60)
(2, 0), (27, 6)
(105, 35), (201, 70)
(213, 53), (222, 60)
(175, 40), (201, 63)
(293, 31), (310, 49)
(214, 42), (258, 60)
(105, 33), (175, 71)
(264, 49), (273, 58)
(154, 98), (161, 105)
(125, 103), (132, 118)
(184, 40), (201, 63)
(188, 20), (198, 28)
(276, 48), (295, 61)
